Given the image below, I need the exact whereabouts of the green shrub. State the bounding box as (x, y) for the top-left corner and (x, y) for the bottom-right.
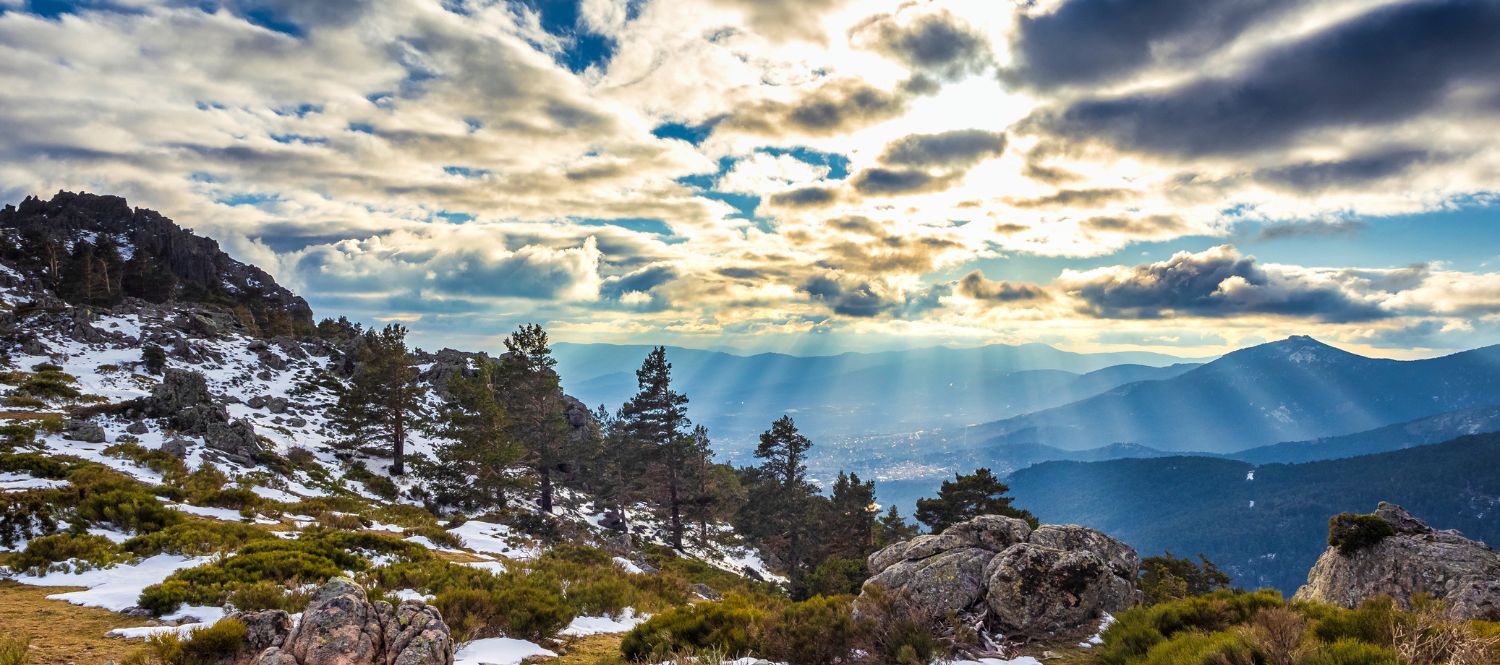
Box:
(367, 559), (502, 597)
(801, 556), (867, 597)
(0, 635), (28, 665)
(1299, 639), (1399, 665)
(0, 424), (37, 449)
(1097, 589), (1285, 665)
(492, 574), (574, 642)
(759, 595), (858, 665)
(1139, 630), (1259, 665)
(1310, 597), (1396, 646)
(11, 532), (128, 575)
(316, 512), (367, 530)
(621, 595), (764, 661)
(851, 585), (941, 665)
(123, 521), (274, 557)
(0, 452), (76, 479)
(0, 489), (60, 549)
(224, 580), (312, 613)
(345, 462), (399, 501)
(435, 588), (501, 641)
(143, 617), (249, 665)
(104, 443), (188, 481)
(16, 366), (80, 401)
(1328, 513), (1397, 556)
(75, 488), (183, 532)
(197, 487), (261, 511)
(181, 465), (228, 500)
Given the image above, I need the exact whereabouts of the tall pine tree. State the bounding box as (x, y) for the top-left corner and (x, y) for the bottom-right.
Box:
(425, 353), (524, 509)
(499, 323), (569, 513)
(620, 346), (693, 550)
(753, 415), (818, 591)
(332, 324), (426, 476)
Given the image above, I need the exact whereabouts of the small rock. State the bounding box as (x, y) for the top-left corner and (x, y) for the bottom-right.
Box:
(125, 420), (149, 435)
(62, 419), (106, 443)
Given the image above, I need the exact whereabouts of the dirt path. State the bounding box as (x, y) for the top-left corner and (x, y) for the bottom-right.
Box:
(0, 580), (144, 664)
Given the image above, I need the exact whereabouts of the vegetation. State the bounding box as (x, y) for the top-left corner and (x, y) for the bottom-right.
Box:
(914, 467), (1037, 532)
(331, 323), (425, 475)
(1327, 512), (1397, 556)
(11, 532), (129, 575)
(1139, 553), (1233, 605)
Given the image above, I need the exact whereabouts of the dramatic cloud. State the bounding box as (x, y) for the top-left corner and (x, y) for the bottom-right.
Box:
(1061, 245), (1387, 322)
(851, 8), (992, 80)
(879, 129), (1005, 168)
(957, 271), (1048, 303)
(1027, 1), (1500, 157)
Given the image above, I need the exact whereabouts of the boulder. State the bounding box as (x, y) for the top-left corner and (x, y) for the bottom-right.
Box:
(233, 609), (293, 653)
(271, 578), (453, 665)
(860, 515), (1141, 641)
(125, 420), (149, 435)
(984, 544), (1140, 634)
(1295, 503), (1500, 620)
(205, 420), (264, 464)
(160, 437), (190, 459)
(62, 418), (106, 443)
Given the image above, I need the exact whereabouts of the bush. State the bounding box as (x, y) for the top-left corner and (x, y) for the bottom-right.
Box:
(141, 345), (167, 375)
(851, 586), (942, 665)
(0, 490), (59, 549)
(404, 524), (463, 549)
(1328, 513), (1396, 556)
(492, 574), (574, 642)
(759, 595), (858, 665)
(0, 636), (27, 665)
(801, 556), (867, 597)
(16, 366), (80, 401)
(124, 521), (273, 557)
(225, 580), (312, 613)
(621, 595), (764, 661)
(1310, 597), (1396, 646)
(1097, 589), (1285, 665)
(104, 443), (188, 481)
(75, 488), (183, 532)
(1139, 630), (1259, 665)
(181, 464), (229, 499)
(1299, 639), (1398, 665)
(0, 424), (37, 450)
(11, 532), (128, 575)
(345, 462), (399, 501)
(1141, 553), (1233, 605)
(142, 617), (249, 665)
(435, 588), (502, 641)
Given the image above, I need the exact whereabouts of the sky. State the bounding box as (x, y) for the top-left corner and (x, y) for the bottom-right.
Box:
(2, 0), (1499, 358)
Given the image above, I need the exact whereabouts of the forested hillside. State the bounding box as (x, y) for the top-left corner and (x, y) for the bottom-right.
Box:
(1008, 434), (1500, 592)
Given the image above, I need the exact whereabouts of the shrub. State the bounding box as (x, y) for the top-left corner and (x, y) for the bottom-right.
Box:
(1328, 513), (1396, 556)
(1310, 597), (1396, 646)
(123, 521), (273, 557)
(851, 586), (942, 665)
(1097, 589), (1285, 665)
(492, 574), (574, 642)
(285, 446), (317, 469)
(0, 452), (76, 479)
(621, 595), (764, 661)
(197, 487), (261, 511)
(801, 556), (867, 597)
(142, 618), (249, 665)
(0, 636), (28, 665)
(142, 345), (167, 375)
(104, 443), (188, 481)
(1139, 630), (1259, 665)
(1299, 639), (1399, 665)
(345, 462), (399, 501)
(16, 366), (80, 401)
(181, 465), (229, 499)
(11, 532), (128, 575)
(759, 595), (858, 665)
(435, 588), (501, 641)
(317, 512), (367, 530)
(225, 580), (312, 613)
(0, 424), (37, 449)
(75, 488), (183, 532)
(0, 490), (59, 548)
(1141, 553), (1233, 605)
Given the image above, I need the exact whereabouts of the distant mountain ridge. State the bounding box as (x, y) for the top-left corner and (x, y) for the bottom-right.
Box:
(553, 341), (1202, 447)
(1231, 404), (1500, 464)
(961, 336), (1500, 454)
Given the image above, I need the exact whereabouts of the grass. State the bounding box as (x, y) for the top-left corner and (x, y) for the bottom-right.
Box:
(0, 580), (142, 664)
(545, 633), (628, 665)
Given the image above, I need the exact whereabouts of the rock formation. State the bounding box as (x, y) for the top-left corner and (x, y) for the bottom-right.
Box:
(247, 578), (454, 665)
(1295, 502), (1500, 620)
(147, 368), (265, 463)
(861, 515), (1141, 639)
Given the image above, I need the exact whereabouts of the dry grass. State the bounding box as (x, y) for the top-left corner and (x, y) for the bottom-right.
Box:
(535, 633), (628, 665)
(0, 580), (144, 664)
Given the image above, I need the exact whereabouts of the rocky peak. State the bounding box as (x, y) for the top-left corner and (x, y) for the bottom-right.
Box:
(0, 190), (313, 335)
(1295, 503), (1500, 620)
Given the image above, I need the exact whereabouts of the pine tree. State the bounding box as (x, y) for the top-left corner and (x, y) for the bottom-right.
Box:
(913, 467), (1036, 533)
(122, 249), (177, 303)
(499, 323), (569, 513)
(753, 415), (818, 591)
(425, 353), (525, 509)
(680, 425), (743, 547)
(874, 505), (918, 547)
(826, 471), (878, 558)
(620, 346), (692, 550)
(589, 405), (649, 540)
(331, 324), (426, 475)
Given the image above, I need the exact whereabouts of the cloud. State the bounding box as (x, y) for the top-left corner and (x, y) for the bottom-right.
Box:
(720, 76), (932, 139)
(718, 152), (830, 195)
(1002, 0), (1299, 90)
(1009, 188), (1133, 209)
(1061, 245), (1388, 322)
(1025, 1), (1500, 157)
(850, 167), (958, 195)
(800, 271), (896, 318)
(851, 8), (992, 80)
(702, 0), (850, 42)
(957, 270), (1048, 303)
(768, 186), (840, 208)
(1253, 149), (1439, 193)
(1257, 219), (1365, 241)
(879, 129), (1005, 168)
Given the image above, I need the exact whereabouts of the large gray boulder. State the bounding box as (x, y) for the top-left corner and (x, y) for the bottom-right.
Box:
(860, 515), (1140, 640)
(1295, 503), (1500, 620)
(148, 368), (264, 463)
(264, 578), (454, 665)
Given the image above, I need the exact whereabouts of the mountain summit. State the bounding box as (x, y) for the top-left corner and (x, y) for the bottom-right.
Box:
(0, 191), (313, 335)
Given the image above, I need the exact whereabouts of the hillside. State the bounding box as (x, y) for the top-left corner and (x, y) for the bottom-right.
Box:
(1231, 404), (1500, 464)
(961, 336), (1500, 453)
(1007, 434), (1500, 593)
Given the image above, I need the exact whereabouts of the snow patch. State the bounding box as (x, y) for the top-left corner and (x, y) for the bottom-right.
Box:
(454, 637), (556, 665)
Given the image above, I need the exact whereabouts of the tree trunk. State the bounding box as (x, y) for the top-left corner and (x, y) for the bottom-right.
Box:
(539, 464), (553, 513)
(392, 411), (406, 476)
(669, 474), (683, 551)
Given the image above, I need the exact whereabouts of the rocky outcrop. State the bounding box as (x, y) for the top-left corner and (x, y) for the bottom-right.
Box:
(251, 578), (453, 665)
(147, 368), (264, 463)
(861, 515), (1141, 639)
(1295, 502), (1500, 620)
